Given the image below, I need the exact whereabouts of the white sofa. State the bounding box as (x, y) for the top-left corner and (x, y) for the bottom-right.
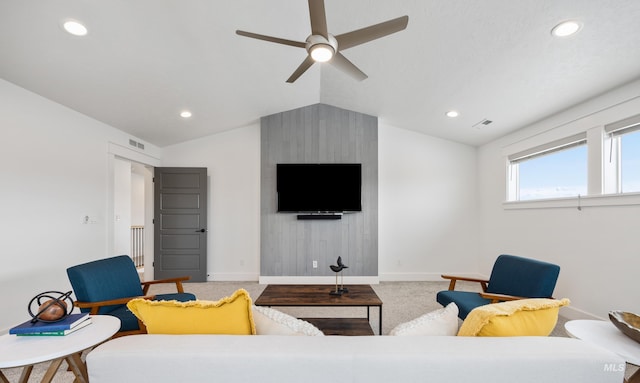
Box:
(87, 334), (625, 383)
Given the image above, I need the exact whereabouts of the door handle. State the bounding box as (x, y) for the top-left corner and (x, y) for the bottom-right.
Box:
(196, 229), (207, 233)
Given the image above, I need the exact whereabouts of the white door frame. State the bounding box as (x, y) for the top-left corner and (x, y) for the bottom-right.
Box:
(107, 142), (160, 281)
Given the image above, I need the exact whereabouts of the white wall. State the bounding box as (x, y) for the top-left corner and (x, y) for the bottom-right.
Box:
(161, 125), (262, 281)
(477, 79), (640, 319)
(378, 123), (479, 280)
(0, 79), (160, 333)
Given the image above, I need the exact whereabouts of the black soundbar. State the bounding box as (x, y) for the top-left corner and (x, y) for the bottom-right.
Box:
(297, 214), (342, 220)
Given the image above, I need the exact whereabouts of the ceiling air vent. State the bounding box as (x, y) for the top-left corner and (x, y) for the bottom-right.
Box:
(129, 139), (145, 150)
(473, 119), (493, 129)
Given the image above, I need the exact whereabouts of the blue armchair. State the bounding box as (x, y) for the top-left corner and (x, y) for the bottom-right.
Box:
(67, 255), (196, 336)
(436, 254), (560, 319)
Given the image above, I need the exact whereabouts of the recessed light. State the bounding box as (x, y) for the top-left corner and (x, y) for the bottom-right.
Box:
(445, 110), (459, 118)
(551, 20), (582, 37)
(180, 111), (192, 119)
(62, 20), (88, 36)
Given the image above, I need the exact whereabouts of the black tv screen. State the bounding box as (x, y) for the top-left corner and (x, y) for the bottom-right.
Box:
(277, 163), (362, 213)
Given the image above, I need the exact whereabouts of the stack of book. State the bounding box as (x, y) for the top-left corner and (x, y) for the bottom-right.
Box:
(9, 313), (92, 336)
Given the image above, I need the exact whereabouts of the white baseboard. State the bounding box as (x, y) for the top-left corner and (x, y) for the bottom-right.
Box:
(258, 276), (380, 285)
(560, 305), (605, 321)
(379, 272), (486, 282)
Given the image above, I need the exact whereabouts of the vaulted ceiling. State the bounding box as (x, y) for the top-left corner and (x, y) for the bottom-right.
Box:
(2, 0), (640, 147)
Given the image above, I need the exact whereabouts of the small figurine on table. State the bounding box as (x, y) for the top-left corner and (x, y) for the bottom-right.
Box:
(329, 256), (349, 295)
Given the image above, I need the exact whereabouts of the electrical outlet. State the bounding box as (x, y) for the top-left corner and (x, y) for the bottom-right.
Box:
(312, 260), (318, 268)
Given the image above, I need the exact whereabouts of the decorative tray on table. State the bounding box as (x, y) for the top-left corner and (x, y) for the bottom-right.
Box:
(609, 310), (640, 344)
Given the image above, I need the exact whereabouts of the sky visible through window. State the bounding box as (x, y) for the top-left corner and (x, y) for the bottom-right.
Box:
(621, 130), (640, 193)
(518, 145), (587, 200)
(518, 132), (640, 200)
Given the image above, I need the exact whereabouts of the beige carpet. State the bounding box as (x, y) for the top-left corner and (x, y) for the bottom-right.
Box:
(0, 281), (631, 381)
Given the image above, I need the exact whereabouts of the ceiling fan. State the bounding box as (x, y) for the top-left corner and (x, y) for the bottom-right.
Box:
(236, 0), (409, 83)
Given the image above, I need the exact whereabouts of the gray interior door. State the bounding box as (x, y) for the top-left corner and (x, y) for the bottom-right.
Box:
(154, 167), (207, 282)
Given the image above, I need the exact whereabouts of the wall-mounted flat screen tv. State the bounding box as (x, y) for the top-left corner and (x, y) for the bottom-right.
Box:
(277, 163), (362, 213)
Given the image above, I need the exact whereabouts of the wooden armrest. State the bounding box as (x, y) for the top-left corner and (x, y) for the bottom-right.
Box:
(441, 275), (489, 283)
(479, 292), (526, 303)
(74, 295), (155, 315)
(141, 276), (190, 294)
(441, 274), (489, 292)
(141, 276), (190, 286)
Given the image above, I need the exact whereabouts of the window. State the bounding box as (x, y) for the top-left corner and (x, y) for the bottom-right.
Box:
(508, 133), (587, 201)
(505, 113), (640, 208)
(605, 114), (640, 194)
(621, 130), (640, 192)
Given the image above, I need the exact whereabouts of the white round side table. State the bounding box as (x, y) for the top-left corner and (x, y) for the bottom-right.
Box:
(565, 319), (640, 383)
(0, 315), (120, 383)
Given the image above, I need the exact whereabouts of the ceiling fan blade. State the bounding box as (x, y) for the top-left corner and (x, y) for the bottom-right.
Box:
(308, 0), (329, 38)
(286, 55), (316, 83)
(330, 52), (368, 81)
(236, 30), (306, 48)
(335, 15), (409, 51)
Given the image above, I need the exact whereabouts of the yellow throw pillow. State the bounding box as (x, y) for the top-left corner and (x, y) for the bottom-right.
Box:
(457, 298), (570, 337)
(127, 289), (256, 335)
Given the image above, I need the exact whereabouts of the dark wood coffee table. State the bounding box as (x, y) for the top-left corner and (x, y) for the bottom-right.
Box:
(254, 284), (383, 335)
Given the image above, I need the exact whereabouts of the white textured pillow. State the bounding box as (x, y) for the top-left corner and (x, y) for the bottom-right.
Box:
(252, 306), (325, 336)
(389, 303), (459, 336)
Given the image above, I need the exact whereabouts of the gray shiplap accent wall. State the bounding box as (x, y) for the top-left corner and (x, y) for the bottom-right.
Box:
(261, 104), (378, 277)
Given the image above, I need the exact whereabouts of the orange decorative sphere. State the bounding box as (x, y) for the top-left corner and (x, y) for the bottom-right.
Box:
(37, 299), (67, 321)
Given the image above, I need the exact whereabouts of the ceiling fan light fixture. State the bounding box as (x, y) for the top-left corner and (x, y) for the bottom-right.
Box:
(236, 3), (408, 83)
(310, 44), (334, 62)
(306, 34), (338, 63)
